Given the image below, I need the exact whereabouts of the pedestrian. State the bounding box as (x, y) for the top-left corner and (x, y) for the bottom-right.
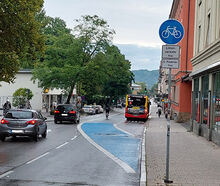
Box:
(157, 105), (162, 118)
(3, 99), (11, 116)
(52, 101), (57, 110)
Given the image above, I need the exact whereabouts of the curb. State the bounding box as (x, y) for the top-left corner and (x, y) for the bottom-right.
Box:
(140, 127), (147, 186)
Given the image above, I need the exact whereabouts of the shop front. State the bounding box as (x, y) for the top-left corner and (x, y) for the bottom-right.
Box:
(191, 66), (220, 146)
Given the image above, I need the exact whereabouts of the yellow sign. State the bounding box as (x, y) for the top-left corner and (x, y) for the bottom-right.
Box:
(44, 88), (49, 93)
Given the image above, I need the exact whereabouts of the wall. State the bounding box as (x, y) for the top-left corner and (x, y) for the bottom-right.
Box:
(0, 71), (43, 110)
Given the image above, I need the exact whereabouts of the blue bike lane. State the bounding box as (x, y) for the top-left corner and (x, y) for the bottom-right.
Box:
(78, 122), (141, 174)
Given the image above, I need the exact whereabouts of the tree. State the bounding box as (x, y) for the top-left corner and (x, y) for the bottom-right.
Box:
(33, 15), (116, 104)
(0, 0), (44, 83)
(73, 15), (115, 63)
(136, 82), (148, 95)
(101, 45), (134, 99)
(149, 83), (158, 96)
(12, 88), (33, 108)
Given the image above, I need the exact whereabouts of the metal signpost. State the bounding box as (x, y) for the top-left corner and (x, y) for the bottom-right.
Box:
(159, 19), (184, 184)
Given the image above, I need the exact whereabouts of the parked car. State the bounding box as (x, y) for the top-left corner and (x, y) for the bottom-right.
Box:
(54, 104), (80, 124)
(82, 105), (96, 115)
(0, 109), (47, 142)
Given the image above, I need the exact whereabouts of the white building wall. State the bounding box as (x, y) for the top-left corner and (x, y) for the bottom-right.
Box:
(0, 72), (43, 110)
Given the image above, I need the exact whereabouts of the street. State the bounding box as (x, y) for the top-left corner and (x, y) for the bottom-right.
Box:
(0, 109), (145, 186)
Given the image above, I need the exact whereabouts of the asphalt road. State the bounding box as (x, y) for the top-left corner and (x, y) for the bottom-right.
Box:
(0, 109), (145, 186)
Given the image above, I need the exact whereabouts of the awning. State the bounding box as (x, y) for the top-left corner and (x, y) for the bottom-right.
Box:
(190, 61), (220, 77)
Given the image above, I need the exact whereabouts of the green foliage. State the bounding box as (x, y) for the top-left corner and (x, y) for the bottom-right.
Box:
(0, 0), (44, 82)
(12, 88), (33, 107)
(33, 15), (133, 104)
(149, 83), (158, 96)
(136, 82), (148, 95)
(73, 15), (115, 63)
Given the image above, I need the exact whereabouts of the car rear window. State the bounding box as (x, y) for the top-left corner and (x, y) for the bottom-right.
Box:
(5, 111), (33, 119)
(57, 105), (75, 111)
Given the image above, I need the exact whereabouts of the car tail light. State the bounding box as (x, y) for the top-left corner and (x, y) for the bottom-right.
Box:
(69, 111), (76, 114)
(27, 120), (37, 125)
(1, 119), (9, 124)
(54, 110), (60, 114)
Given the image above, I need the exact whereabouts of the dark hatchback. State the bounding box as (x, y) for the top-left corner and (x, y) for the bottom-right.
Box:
(0, 109), (47, 142)
(54, 104), (80, 124)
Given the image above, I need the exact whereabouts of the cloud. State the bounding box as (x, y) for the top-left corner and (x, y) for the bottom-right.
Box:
(44, 0), (172, 70)
(116, 44), (161, 71)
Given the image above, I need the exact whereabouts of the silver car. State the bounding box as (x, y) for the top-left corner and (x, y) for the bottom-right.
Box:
(82, 105), (96, 115)
(0, 109), (47, 142)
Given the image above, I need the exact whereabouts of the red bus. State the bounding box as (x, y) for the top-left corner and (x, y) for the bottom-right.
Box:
(125, 94), (150, 121)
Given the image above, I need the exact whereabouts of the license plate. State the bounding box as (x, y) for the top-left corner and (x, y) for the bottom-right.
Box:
(11, 130), (24, 133)
(133, 107), (140, 110)
(61, 114), (68, 116)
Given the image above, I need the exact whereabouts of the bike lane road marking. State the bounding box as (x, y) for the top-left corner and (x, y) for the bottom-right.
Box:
(77, 122), (140, 174)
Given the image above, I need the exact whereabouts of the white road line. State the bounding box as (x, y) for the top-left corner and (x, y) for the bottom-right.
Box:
(26, 152), (49, 165)
(0, 171), (14, 179)
(85, 113), (119, 122)
(113, 123), (135, 137)
(77, 123), (136, 174)
(56, 142), (69, 149)
(71, 136), (77, 140)
(47, 129), (52, 133)
(140, 127), (147, 186)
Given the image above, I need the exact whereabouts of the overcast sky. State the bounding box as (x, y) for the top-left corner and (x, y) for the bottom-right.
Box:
(44, 0), (173, 70)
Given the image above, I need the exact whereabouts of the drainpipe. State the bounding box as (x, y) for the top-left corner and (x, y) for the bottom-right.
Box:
(185, 0), (191, 73)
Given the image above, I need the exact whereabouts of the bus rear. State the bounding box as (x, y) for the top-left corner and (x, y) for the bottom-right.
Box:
(125, 94), (150, 121)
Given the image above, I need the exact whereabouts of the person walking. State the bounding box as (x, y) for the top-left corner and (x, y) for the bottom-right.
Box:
(3, 99), (11, 116)
(157, 105), (162, 118)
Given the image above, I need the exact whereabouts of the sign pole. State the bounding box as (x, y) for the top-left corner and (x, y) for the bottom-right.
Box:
(164, 68), (173, 184)
(159, 19), (184, 184)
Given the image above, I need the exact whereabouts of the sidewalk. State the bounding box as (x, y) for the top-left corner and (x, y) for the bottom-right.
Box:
(146, 103), (220, 186)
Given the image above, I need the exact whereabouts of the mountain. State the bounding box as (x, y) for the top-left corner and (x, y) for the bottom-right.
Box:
(132, 69), (159, 89)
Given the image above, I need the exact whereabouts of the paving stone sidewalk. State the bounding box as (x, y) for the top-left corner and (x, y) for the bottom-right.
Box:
(146, 104), (220, 186)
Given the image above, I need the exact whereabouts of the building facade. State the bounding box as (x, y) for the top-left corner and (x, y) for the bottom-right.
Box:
(169, 0), (195, 122)
(0, 70), (75, 113)
(191, 0), (220, 145)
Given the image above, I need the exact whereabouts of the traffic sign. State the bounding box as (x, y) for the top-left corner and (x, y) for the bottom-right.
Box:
(162, 45), (180, 59)
(159, 19), (184, 44)
(161, 59), (179, 69)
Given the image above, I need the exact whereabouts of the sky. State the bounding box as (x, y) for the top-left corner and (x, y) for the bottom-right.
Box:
(44, 0), (173, 70)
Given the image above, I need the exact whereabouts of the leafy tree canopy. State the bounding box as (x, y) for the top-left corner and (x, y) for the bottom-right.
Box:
(0, 0), (44, 83)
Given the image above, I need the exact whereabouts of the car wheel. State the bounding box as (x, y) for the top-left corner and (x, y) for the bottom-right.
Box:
(0, 136), (6, 142)
(54, 119), (58, 124)
(42, 129), (47, 138)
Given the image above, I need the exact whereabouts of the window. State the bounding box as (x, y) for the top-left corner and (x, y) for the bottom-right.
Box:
(193, 78), (199, 120)
(201, 75), (209, 124)
(213, 72), (220, 132)
(206, 13), (211, 46)
(198, 25), (201, 52)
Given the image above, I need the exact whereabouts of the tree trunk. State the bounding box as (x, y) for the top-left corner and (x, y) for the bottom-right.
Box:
(66, 83), (75, 104)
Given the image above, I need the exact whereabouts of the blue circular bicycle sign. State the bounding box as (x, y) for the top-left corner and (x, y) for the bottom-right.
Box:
(159, 19), (184, 44)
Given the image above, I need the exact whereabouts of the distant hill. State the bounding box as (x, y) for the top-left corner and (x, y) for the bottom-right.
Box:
(132, 69), (159, 89)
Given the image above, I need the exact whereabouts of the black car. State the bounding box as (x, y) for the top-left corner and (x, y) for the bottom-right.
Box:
(54, 104), (80, 124)
(0, 109), (47, 142)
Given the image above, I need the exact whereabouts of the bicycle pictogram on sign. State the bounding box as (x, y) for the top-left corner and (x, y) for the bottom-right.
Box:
(159, 19), (184, 44)
(161, 26), (181, 39)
